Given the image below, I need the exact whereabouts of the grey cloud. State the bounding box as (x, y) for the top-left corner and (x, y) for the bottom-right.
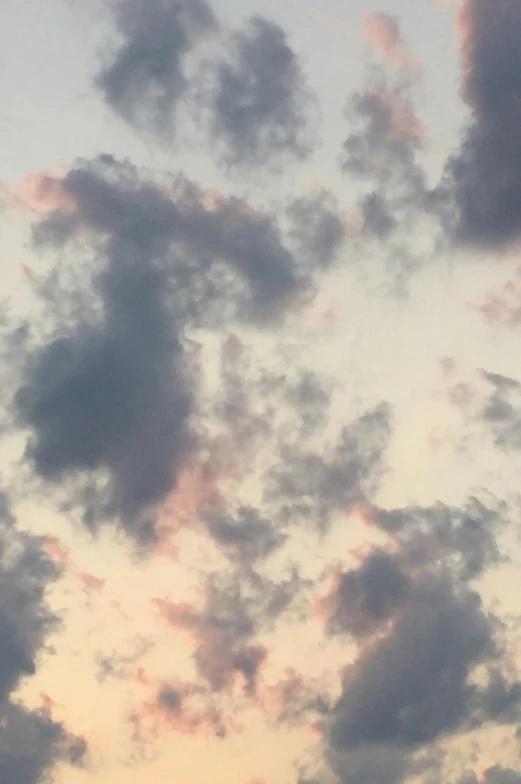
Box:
(459, 767), (521, 784)
(375, 496), (502, 582)
(157, 685), (183, 713)
(201, 16), (316, 168)
(325, 551), (410, 638)
(447, 0), (521, 248)
(342, 80), (426, 205)
(329, 745), (409, 784)
(287, 193), (346, 271)
(267, 402), (392, 529)
(476, 370), (521, 452)
(15, 234), (192, 539)
(330, 579), (494, 750)
(204, 505), (286, 568)
(14, 156), (309, 538)
(0, 496), (86, 783)
(35, 159), (302, 324)
(96, 0), (217, 136)
(157, 567), (302, 694)
(360, 192), (396, 239)
(316, 492), (514, 784)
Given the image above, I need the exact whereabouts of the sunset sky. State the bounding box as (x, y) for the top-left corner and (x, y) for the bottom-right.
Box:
(2, 1), (521, 783)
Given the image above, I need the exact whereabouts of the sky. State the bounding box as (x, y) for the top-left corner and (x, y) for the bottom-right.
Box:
(3, 0), (521, 783)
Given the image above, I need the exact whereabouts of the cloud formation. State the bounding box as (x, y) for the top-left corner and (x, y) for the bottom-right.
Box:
(12, 156), (310, 538)
(316, 492), (517, 784)
(96, 0), (217, 136)
(200, 16), (316, 168)
(448, 0), (521, 247)
(0, 494), (86, 783)
(363, 13), (418, 71)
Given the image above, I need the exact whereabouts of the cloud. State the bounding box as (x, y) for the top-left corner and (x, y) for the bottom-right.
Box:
(447, 0), (521, 247)
(459, 768), (521, 784)
(341, 78), (433, 248)
(154, 567), (301, 694)
(33, 158), (302, 323)
(15, 167), (193, 538)
(476, 269), (521, 324)
(96, 0), (217, 136)
(287, 192), (347, 271)
(0, 493), (87, 783)
(476, 370), (521, 451)
(330, 579), (494, 749)
(11, 156), (312, 538)
(340, 74), (448, 269)
(130, 679), (226, 741)
(199, 16), (316, 168)
(266, 403), (392, 530)
(305, 491), (516, 784)
(318, 550), (410, 638)
(203, 505), (286, 569)
(362, 13), (419, 72)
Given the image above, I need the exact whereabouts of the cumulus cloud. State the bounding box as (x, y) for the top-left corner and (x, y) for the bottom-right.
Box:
(0, 494), (87, 783)
(5, 3), (521, 783)
(96, 0), (217, 136)
(15, 167), (193, 538)
(447, 0), (521, 247)
(11, 156), (316, 538)
(314, 491), (517, 784)
(199, 16), (316, 168)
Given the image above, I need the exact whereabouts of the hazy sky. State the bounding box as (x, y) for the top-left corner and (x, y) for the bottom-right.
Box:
(2, 1), (521, 784)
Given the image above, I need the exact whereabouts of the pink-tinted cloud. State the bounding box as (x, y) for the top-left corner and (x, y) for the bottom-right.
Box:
(152, 595), (268, 695)
(9, 169), (77, 214)
(43, 536), (106, 596)
(475, 269), (521, 324)
(129, 678), (226, 741)
(363, 12), (419, 71)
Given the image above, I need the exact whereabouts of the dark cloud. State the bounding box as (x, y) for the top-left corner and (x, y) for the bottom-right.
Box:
(317, 490), (517, 784)
(96, 0), (217, 136)
(330, 579), (495, 750)
(0, 495), (86, 783)
(200, 16), (316, 168)
(13, 156), (311, 538)
(447, 0), (521, 247)
(34, 159), (302, 323)
(329, 745), (410, 784)
(17, 204), (193, 537)
(157, 685), (183, 713)
(324, 550), (410, 638)
(204, 505), (286, 569)
(459, 767), (521, 784)
(375, 495), (503, 582)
